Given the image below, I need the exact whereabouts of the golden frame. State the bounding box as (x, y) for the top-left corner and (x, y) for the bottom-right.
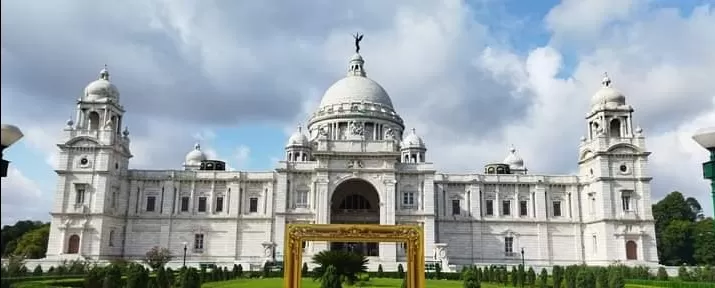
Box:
(283, 224), (425, 288)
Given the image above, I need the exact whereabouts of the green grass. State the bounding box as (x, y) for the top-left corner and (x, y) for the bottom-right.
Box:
(200, 278), (667, 288)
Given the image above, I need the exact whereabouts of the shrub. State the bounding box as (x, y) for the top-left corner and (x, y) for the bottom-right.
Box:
(84, 266), (105, 288)
(511, 266), (518, 287)
(609, 268), (625, 288)
(321, 265), (342, 288)
(679, 265), (692, 282)
(47, 266), (55, 275)
(527, 267), (536, 286)
(144, 246), (173, 271)
(553, 265), (563, 288)
(435, 262), (442, 279)
(564, 265), (577, 288)
(32, 265), (42, 276)
(596, 267), (609, 288)
(463, 266), (481, 288)
(377, 264), (383, 278)
(538, 268), (548, 288)
(126, 264), (149, 288)
(576, 268), (596, 288)
(397, 264), (404, 278)
(102, 264), (123, 288)
(156, 267), (170, 288)
(656, 267), (668, 281)
(303, 262), (309, 277)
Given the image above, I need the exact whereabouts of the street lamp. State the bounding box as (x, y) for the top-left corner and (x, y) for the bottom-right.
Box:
(692, 126), (715, 227)
(1, 124), (24, 178)
(182, 242), (188, 268)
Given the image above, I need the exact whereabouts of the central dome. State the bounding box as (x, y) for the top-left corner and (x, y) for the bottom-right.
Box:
(319, 76), (394, 109)
(318, 53), (394, 109)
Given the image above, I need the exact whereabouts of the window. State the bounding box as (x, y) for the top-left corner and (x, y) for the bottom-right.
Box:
(592, 235), (597, 254)
(621, 191), (632, 211)
(451, 199), (460, 216)
(67, 235), (80, 254)
(194, 234), (204, 252)
(296, 190), (308, 208)
(181, 197), (189, 212)
(198, 197), (207, 212)
(215, 197), (224, 212)
(249, 197), (258, 213)
(146, 196), (156, 212)
(402, 192), (415, 207)
(590, 196), (596, 216)
(502, 200), (511, 216)
(553, 201), (562, 217)
(519, 200), (528, 216)
(108, 230), (115, 247)
(75, 186), (86, 204)
(111, 190), (117, 209)
(504, 237), (514, 256)
(485, 200), (494, 216)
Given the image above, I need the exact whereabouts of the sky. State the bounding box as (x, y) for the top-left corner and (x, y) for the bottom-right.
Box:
(1, 0), (714, 225)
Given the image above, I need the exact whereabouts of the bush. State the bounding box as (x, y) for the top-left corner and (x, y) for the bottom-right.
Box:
(84, 266), (105, 288)
(576, 268), (596, 288)
(596, 267), (609, 288)
(126, 264), (149, 288)
(679, 265), (692, 282)
(377, 264), (384, 278)
(656, 267), (669, 281)
(463, 266), (481, 288)
(32, 265), (43, 276)
(511, 266), (518, 287)
(302, 262), (310, 277)
(538, 268), (548, 288)
(609, 268), (625, 288)
(102, 264), (123, 288)
(156, 267), (170, 288)
(321, 265), (342, 288)
(527, 267), (536, 286)
(553, 265), (564, 288)
(435, 262), (442, 279)
(144, 246), (173, 271)
(397, 264), (404, 278)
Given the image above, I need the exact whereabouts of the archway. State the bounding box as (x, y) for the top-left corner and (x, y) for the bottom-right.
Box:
(330, 178), (380, 256)
(609, 119), (621, 138)
(88, 111), (100, 130)
(625, 240), (637, 260)
(67, 234), (80, 254)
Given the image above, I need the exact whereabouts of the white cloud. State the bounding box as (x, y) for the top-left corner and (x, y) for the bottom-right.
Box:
(0, 167), (51, 225)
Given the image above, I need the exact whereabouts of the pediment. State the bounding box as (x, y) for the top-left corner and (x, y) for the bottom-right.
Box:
(607, 143), (640, 154)
(65, 136), (100, 147)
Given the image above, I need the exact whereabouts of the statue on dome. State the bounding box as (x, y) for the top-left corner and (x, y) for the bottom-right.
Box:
(353, 33), (364, 53)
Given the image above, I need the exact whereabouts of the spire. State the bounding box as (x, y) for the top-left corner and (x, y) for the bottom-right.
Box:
(99, 64), (110, 81)
(601, 72), (611, 87)
(347, 34), (366, 77)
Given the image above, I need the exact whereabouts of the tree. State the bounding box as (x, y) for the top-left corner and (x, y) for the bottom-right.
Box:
(156, 267), (170, 288)
(320, 265), (342, 288)
(653, 191), (699, 264)
(660, 220), (695, 265)
(32, 265), (42, 276)
(608, 269), (625, 288)
(552, 266), (563, 288)
(143, 246), (173, 270)
(377, 264), (383, 278)
(302, 262), (309, 277)
(685, 197), (704, 220)
(463, 266), (481, 288)
(11, 225), (49, 259)
(576, 269), (595, 288)
(311, 250), (368, 284)
(435, 262), (442, 280)
(511, 266), (518, 287)
(527, 267), (536, 286)
(1, 220), (47, 256)
(103, 264), (123, 288)
(84, 266), (105, 288)
(656, 267), (668, 281)
(397, 264), (404, 279)
(126, 264), (149, 288)
(538, 268), (548, 288)
(693, 218), (715, 265)
(596, 267), (609, 288)
(4, 255), (26, 277)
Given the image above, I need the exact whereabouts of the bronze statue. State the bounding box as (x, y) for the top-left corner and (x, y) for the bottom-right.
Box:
(353, 33), (364, 53)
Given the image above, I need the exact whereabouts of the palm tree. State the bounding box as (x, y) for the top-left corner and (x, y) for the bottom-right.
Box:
(312, 250), (368, 284)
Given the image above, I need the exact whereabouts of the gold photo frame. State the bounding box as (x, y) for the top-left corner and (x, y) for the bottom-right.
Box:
(283, 224), (426, 288)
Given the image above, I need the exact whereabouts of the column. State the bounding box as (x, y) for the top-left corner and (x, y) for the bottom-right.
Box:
(313, 179), (330, 253)
(494, 186), (501, 217)
(190, 181), (196, 213)
(380, 179), (397, 262)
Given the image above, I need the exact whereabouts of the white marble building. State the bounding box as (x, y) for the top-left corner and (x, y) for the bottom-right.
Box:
(44, 49), (659, 270)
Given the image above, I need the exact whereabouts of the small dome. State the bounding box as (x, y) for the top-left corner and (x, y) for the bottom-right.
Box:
(286, 126), (310, 147)
(590, 73), (625, 108)
(401, 128), (425, 149)
(503, 146), (524, 169)
(185, 143), (207, 166)
(84, 66), (119, 102)
(318, 53), (394, 109)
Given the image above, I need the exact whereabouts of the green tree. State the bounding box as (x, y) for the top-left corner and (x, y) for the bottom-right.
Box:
(311, 250), (368, 284)
(1, 220), (47, 256)
(126, 264), (149, 288)
(377, 264), (383, 278)
(656, 267), (668, 281)
(320, 265), (342, 288)
(564, 265), (577, 288)
(11, 225), (49, 259)
(553, 266), (563, 288)
(83, 266), (105, 288)
(236, 264), (243, 278)
(576, 269), (595, 288)
(156, 267), (170, 288)
(143, 246), (173, 270)
(678, 265), (691, 281)
(102, 264), (123, 288)
(653, 191), (699, 265)
(693, 218), (715, 265)
(661, 220), (695, 265)
(596, 267), (609, 288)
(435, 262), (442, 280)
(463, 266), (481, 288)
(527, 267), (536, 286)
(608, 269), (625, 288)
(538, 268), (548, 288)
(511, 266), (518, 287)
(302, 262), (309, 277)
(397, 263), (404, 278)
(4, 255), (26, 277)
(32, 265), (42, 276)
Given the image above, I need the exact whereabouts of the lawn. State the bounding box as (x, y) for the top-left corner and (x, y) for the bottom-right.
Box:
(200, 278), (665, 288)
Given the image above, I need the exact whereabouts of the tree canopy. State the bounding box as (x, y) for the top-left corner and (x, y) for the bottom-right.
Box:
(653, 191), (713, 266)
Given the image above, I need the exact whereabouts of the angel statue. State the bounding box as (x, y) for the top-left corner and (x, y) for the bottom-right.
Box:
(353, 33), (364, 53)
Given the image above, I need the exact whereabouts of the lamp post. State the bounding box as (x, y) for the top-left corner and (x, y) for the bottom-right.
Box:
(1, 124), (24, 178)
(692, 127), (715, 228)
(182, 242), (188, 268)
(520, 248), (525, 288)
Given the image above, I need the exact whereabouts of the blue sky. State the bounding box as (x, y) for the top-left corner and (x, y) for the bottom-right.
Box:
(1, 0), (714, 224)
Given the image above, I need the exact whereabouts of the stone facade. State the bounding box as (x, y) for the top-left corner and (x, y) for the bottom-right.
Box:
(44, 56), (658, 270)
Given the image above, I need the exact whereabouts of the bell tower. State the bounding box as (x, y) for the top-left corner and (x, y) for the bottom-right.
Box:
(577, 73), (658, 265)
(46, 66), (133, 260)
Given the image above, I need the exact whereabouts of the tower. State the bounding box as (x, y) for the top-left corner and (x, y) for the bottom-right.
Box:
(578, 73), (657, 264)
(400, 128), (427, 163)
(46, 66), (132, 260)
(285, 125), (312, 162)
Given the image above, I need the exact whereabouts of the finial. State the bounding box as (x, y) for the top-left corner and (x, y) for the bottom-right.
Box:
(353, 33), (364, 54)
(99, 64), (110, 80)
(194, 142), (201, 151)
(635, 126), (643, 135)
(66, 117), (74, 128)
(122, 126), (130, 137)
(601, 72), (611, 87)
(509, 145), (516, 153)
(297, 124), (302, 133)
(411, 128), (416, 134)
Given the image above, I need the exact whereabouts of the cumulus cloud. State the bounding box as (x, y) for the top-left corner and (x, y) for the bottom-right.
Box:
(0, 167), (51, 225)
(1, 0), (714, 223)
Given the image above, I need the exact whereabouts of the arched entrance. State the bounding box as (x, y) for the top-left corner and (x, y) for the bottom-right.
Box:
(330, 178), (380, 256)
(67, 234), (80, 254)
(625, 240), (638, 260)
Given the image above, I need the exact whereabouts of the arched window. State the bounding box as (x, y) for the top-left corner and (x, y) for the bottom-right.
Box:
(625, 240), (637, 260)
(609, 119), (621, 138)
(338, 194), (372, 210)
(67, 235), (80, 254)
(88, 111), (100, 130)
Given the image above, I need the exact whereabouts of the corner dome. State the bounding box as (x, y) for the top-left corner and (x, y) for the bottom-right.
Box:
(503, 146), (524, 169)
(84, 66), (119, 102)
(401, 128), (425, 149)
(591, 73), (625, 108)
(318, 53), (394, 110)
(185, 143), (207, 166)
(286, 126), (310, 147)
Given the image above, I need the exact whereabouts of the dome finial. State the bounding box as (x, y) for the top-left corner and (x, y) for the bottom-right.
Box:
(353, 33), (364, 54)
(601, 72), (611, 87)
(509, 144), (516, 153)
(99, 64), (110, 80)
(194, 142), (201, 151)
(297, 124), (302, 133)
